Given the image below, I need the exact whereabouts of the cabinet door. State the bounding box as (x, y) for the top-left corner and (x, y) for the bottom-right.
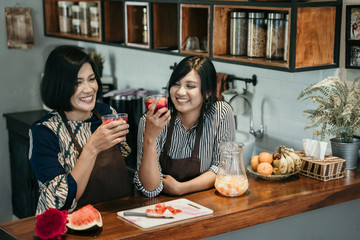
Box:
(9, 133), (39, 218)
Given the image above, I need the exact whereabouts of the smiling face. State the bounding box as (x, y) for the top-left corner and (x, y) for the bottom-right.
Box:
(66, 63), (98, 121)
(170, 69), (204, 117)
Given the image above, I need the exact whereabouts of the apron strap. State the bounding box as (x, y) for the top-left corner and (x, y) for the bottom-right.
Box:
(164, 112), (203, 158)
(191, 116), (203, 158)
(59, 111), (83, 154)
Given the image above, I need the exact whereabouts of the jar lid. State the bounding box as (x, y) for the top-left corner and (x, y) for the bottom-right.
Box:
(230, 12), (246, 18)
(268, 13), (284, 20)
(72, 19), (81, 24)
(90, 21), (99, 27)
(79, 2), (96, 8)
(58, 1), (74, 7)
(72, 5), (80, 12)
(248, 12), (265, 19)
(89, 7), (99, 13)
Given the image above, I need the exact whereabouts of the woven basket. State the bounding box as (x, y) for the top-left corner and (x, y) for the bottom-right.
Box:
(295, 150), (346, 182)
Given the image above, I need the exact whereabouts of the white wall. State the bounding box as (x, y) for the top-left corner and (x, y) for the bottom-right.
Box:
(0, 0), (76, 222)
(0, 0), (359, 223)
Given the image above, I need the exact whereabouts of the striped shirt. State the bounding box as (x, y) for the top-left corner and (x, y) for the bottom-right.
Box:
(134, 101), (236, 197)
(29, 103), (116, 215)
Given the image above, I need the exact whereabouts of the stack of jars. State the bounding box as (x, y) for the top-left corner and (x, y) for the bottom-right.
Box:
(58, 1), (99, 37)
(58, 1), (73, 33)
(229, 11), (288, 61)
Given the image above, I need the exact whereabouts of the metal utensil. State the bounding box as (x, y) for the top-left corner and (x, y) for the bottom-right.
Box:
(123, 212), (174, 218)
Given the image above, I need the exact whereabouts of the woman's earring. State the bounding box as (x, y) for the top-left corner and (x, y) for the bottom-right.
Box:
(204, 98), (210, 110)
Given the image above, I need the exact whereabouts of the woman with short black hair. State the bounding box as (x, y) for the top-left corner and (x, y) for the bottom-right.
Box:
(30, 45), (132, 215)
(135, 55), (235, 197)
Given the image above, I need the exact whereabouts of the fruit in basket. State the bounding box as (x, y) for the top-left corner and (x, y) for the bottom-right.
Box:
(274, 146), (302, 174)
(257, 162), (273, 175)
(67, 204), (102, 231)
(258, 152), (273, 164)
(283, 147), (302, 170)
(272, 159), (280, 168)
(250, 148), (301, 176)
(250, 155), (259, 170)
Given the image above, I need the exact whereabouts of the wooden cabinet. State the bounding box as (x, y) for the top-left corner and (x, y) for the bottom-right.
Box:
(43, 0), (342, 72)
(3, 110), (48, 218)
(345, 5), (360, 69)
(44, 0), (102, 42)
(180, 4), (210, 56)
(212, 3), (339, 71)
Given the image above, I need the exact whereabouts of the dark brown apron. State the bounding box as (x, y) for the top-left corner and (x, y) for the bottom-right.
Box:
(60, 110), (133, 208)
(159, 114), (203, 182)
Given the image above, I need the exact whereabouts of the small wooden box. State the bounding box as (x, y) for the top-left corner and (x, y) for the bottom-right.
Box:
(295, 151), (346, 182)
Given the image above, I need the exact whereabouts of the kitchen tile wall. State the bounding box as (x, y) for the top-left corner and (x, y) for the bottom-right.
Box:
(79, 41), (340, 154)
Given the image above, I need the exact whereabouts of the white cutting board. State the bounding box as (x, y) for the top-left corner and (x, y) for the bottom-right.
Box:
(117, 198), (213, 229)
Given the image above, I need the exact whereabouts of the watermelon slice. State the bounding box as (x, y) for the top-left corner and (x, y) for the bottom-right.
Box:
(67, 204), (103, 231)
(145, 203), (182, 215)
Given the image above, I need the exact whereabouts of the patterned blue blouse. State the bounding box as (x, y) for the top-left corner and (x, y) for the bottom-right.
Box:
(29, 102), (116, 215)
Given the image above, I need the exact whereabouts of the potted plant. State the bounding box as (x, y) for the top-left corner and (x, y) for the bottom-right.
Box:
(89, 50), (104, 77)
(297, 76), (360, 169)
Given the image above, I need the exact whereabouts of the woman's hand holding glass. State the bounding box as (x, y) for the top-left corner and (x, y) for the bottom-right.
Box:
(86, 114), (129, 154)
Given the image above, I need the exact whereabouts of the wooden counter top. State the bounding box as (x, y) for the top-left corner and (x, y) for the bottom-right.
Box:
(1, 166), (360, 240)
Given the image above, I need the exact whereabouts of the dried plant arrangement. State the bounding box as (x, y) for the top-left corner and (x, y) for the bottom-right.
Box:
(89, 50), (104, 68)
(297, 76), (360, 143)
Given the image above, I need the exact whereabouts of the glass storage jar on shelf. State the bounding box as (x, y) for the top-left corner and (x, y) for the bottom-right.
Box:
(79, 1), (96, 36)
(89, 6), (99, 22)
(142, 7), (148, 44)
(58, 1), (73, 33)
(229, 12), (248, 56)
(72, 4), (81, 35)
(90, 21), (99, 37)
(247, 12), (267, 58)
(284, 14), (289, 62)
(266, 13), (285, 60)
(72, 19), (81, 35)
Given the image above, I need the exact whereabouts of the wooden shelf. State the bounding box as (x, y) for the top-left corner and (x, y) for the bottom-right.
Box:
(103, 0), (124, 44)
(43, 0), (102, 42)
(180, 4), (210, 56)
(125, 2), (150, 49)
(153, 2), (178, 50)
(295, 6), (336, 68)
(42, 0), (342, 72)
(213, 5), (290, 69)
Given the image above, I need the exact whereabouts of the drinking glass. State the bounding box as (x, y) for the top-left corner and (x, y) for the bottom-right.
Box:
(101, 113), (128, 139)
(143, 93), (168, 114)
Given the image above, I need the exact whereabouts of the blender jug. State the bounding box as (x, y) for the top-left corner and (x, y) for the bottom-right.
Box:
(215, 142), (248, 197)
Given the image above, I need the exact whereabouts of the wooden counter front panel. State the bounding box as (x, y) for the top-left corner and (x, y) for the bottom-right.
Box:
(296, 6), (336, 68)
(1, 168), (360, 240)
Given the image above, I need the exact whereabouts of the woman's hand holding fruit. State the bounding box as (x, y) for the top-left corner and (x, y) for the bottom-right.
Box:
(144, 97), (171, 139)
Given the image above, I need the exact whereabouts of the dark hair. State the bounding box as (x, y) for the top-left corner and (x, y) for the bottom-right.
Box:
(40, 45), (102, 111)
(167, 55), (217, 113)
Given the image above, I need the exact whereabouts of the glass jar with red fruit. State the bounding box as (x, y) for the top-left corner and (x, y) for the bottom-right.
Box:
(143, 93), (168, 114)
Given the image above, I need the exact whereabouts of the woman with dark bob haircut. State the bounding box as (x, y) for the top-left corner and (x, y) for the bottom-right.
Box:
(30, 45), (132, 215)
(134, 55), (235, 197)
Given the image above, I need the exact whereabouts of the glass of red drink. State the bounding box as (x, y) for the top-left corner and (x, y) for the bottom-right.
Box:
(101, 113), (128, 139)
(143, 93), (168, 114)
